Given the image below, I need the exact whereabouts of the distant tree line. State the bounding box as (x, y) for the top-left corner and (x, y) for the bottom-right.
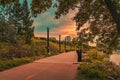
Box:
(35, 37), (58, 43)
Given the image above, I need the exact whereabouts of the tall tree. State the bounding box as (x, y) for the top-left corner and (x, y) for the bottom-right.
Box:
(9, 0), (22, 36)
(54, 0), (120, 53)
(21, 0), (34, 44)
(1, 0), (120, 52)
(0, 12), (17, 43)
(55, 0), (120, 33)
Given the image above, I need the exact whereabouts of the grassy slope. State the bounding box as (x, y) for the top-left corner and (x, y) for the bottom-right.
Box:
(0, 39), (70, 71)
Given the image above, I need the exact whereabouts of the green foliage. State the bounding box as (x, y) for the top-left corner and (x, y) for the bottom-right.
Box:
(78, 49), (120, 80)
(0, 42), (11, 59)
(55, 0), (120, 32)
(117, 45), (120, 50)
(88, 49), (105, 60)
(9, 0), (22, 35)
(0, 16), (17, 43)
(0, 41), (47, 59)
(55, 0), (120, 53)
(77, 63), (108, 80)
(31, 0), (52, 17)
(0, 39), (64, 71)
(0, 0), (34, 45)
(77, 28), (91, 50)
(0, 58), (34, 71)
(21, 0), (34, 44)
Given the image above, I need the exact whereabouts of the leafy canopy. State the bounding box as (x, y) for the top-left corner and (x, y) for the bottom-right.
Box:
(0, 0), (120, 52)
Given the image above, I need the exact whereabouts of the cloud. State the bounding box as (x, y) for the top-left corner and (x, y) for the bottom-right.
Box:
(34, 8), (78, 40)
(51, 21), (77, 40)
(50, 10), (78, 39)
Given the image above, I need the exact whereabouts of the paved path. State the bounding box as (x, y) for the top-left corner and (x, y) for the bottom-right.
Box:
(0, 51), (79, 80)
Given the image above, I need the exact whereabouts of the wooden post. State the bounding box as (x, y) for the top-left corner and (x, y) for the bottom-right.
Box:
(59, 35), (61, 53)
(47, 27), (50, 53)
(64, 39), (66, 52)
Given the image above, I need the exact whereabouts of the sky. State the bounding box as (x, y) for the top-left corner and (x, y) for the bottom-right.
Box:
(22, 0), (78, 40)
(33, 9), (77, 40)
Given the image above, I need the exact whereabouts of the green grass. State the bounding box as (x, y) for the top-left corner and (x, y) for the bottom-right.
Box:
(0, 38), (73, 71)
(77, 49), (120, 80)
(0, 58), (34, 71)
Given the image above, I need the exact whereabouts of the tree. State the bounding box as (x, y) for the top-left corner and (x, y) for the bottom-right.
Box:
(0, 0), (16, 7)
(0, 8), (17, 44)
(1, 0), (120, 52)
(9, 0), (22, 36)
(0, 0), (52, 17)
(31, 0), (52, 17)
(1, 0), (120, 33)
(65, 36), (71, 43)
(21, 0), (34, 44)
(72, 37), (78, 50)
(64, 36), (72, 50)
(8, 0), (34, 44)
(55, 0), (120, 33)
(54, 0), (120, 53)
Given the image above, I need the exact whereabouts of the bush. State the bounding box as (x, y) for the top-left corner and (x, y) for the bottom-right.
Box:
(88, 49), (105, 61)
(1, 42), (48, 59)
(0, 39), (63, 71)
(77, 61), (120, 80)
(0, 42), (11, 59)
(77, 63), (109, 80)
(0, 58), (34, 71)
(77, 49), (120, 80)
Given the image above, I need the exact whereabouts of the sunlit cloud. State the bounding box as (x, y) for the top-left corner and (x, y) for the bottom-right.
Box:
(34, 8), (78, 40)
(51, 22), (77, 40)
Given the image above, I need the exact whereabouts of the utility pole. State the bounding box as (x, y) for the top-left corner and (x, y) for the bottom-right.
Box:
(47, 27), (50, 53)
(59, 35), (61, 53)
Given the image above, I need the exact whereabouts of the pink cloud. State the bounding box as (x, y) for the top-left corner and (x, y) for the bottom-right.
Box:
(51, 22), (77, 40)
(34, 9), (78, 40)
(49, 10), (78, 40)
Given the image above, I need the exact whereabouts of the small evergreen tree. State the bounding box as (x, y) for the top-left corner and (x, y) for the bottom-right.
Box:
(21, 0), (34, 44)
(0, 15), (17, 43)
(9, 0), (34, 44)
(9, 0), (22, 36)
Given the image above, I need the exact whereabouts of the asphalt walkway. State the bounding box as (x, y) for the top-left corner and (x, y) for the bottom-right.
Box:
(0, 51), (79, 80)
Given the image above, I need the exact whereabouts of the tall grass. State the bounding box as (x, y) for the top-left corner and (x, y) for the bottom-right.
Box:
(0, 39), (67, 71)
(0, 58), (34, 71)
(77, 49), (120, 80)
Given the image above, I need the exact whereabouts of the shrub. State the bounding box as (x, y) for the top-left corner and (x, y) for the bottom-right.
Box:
(78, 49), (120, 80)
(0, 39), (62, 71)
(88, 49), (105, 61)
(77, 63), (109, 80)
(0, 42), (11, 59)
(77, 61), (120, 80)
(0, 58), (34, 71)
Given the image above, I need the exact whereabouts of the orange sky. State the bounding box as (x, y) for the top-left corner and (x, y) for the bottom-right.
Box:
(34, 10), (78, 40)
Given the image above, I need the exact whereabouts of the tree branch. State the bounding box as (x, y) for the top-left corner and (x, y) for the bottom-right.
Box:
(104, 0), (120, 34)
